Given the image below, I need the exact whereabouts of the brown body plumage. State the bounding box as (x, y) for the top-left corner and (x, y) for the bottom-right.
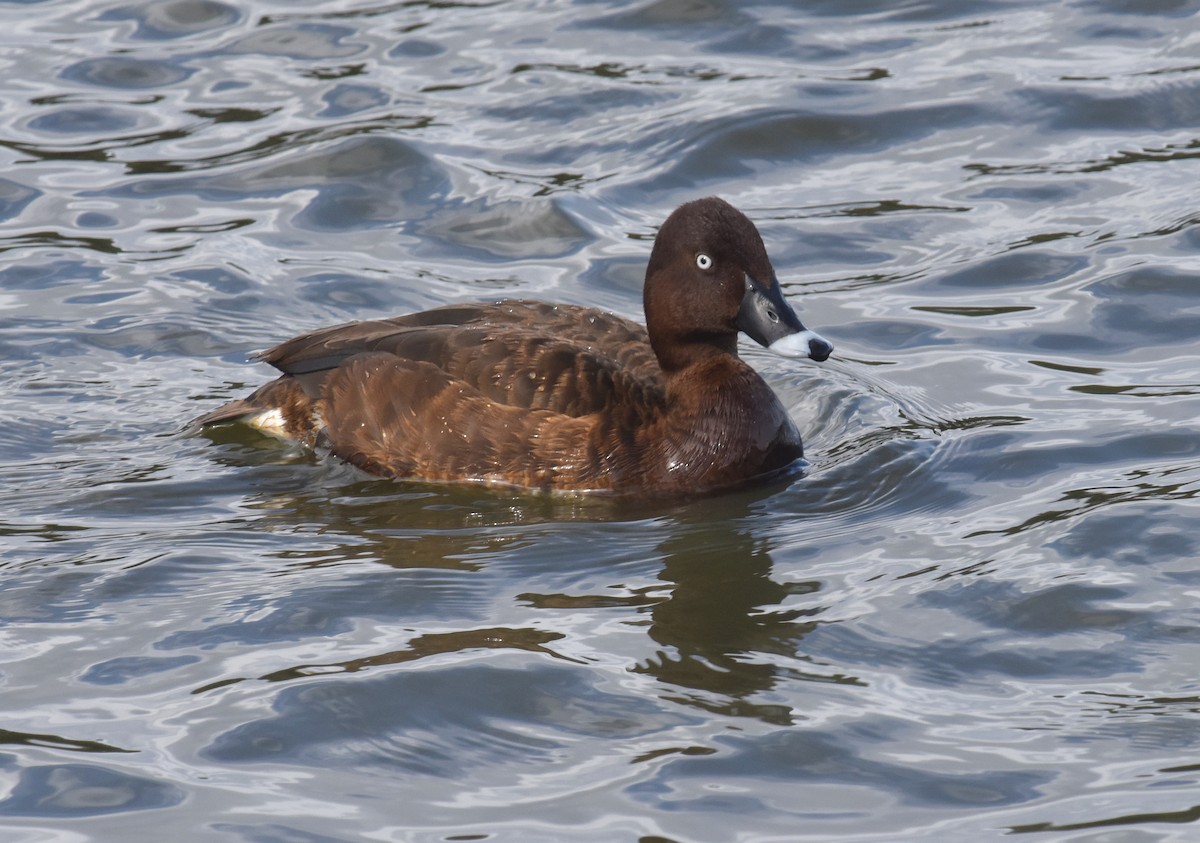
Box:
(194, 198), (833, 497)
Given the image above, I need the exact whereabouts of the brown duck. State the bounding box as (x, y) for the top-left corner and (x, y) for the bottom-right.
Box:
(195, 197), (833, 496)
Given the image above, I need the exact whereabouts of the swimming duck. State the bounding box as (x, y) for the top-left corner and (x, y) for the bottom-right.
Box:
(195, 197), (832, 496)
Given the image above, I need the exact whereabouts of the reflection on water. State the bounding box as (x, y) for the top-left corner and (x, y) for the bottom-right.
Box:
(2, 0), (1200, 840)
(636, 512), (834, 723)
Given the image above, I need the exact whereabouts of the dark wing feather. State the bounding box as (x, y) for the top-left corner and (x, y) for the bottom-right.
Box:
(260, 301), (663, 418)
(320, 352), (608, 491)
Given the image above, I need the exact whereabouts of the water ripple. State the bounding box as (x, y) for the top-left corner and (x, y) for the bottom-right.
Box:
(3, 0), (1200, 840)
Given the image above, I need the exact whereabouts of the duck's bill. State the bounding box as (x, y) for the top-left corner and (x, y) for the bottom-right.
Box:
(767, 328), (833, 361)
(736, 276), (833, 362)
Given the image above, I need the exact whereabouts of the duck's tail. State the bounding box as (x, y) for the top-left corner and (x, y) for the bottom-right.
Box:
(192, 376), (322, 445)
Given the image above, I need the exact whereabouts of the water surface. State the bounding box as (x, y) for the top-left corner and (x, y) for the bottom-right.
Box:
(2, 0), (1200, 841)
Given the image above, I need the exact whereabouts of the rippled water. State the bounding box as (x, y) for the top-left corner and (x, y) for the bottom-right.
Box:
(2, 0), (1200, 840)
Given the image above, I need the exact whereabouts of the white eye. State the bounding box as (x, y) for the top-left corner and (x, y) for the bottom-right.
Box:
(696, 253), (713, 270)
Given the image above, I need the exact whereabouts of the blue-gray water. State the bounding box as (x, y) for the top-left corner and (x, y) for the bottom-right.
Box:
(2, 1), (1200, 841)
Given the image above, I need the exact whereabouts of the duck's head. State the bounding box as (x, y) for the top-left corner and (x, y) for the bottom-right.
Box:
(643, 196), (833, 373)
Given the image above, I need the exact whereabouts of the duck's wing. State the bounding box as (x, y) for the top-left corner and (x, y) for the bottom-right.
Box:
(261, 301), (664, 417)
(317, 351), (615, 490)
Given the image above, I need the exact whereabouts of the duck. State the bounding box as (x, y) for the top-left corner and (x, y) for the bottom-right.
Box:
(194, 197), (833, 496)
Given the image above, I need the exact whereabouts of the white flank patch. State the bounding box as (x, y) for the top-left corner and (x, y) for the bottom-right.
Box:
(248, 408), (287, 436)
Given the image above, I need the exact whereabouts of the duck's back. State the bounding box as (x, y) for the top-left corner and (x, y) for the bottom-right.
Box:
(260, 300), (663, 417)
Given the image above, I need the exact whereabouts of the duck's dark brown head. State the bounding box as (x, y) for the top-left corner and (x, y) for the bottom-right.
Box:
(642, 197), (832, 373)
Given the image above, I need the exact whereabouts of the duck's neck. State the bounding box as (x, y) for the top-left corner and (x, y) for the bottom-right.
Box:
(652, 332), (739, 375)
(664, 353), (758, 411)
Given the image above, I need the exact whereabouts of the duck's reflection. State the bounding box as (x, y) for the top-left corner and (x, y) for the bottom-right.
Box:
(631, 496), (840, 724)
(195, 442), (849, 721)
